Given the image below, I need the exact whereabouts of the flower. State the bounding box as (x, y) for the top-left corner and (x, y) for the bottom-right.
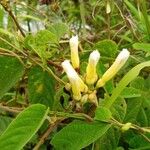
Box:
(61, 60), (88, 100)
(68, 75), (82, 100)
(96, 49), (130, 88)
(106, 0), (111, 14)
(69, 35), (79, 69)
(86, 50), (100, 84)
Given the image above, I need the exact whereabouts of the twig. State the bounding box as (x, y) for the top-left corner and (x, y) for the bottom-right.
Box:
(0, 48), (24, 65)
(29, 56), (66, 85)
(140, 133), (150, 143)
(46, 66), (66, 85)
(8, 11), (25, 37)
(0, 36), (27, 57)
(15, 0), (47, 18)
(0, 1), (25, 37)
(33, 118), (64, 150)
(47, 60), (62, 70)
(0, 103), (23, 114)
(79, 0), (86, 38)
(110, 118), (150, 142)
(49, 111), (93, 122)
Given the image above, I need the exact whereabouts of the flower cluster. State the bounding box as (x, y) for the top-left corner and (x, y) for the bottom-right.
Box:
(62, 35), (130, 106)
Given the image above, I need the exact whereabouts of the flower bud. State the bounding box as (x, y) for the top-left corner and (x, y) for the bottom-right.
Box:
(62, 60), (88, 94)
(86, 50), (100, 85)
(121, 122), (132, 132)
(65, 83), (71, 91)
(106, 0), (111, 14)
(88, 90), (98, 106)
(81, 94), (88, 104)
(96, 49), (130, 88)
(69, 35), (79, 69)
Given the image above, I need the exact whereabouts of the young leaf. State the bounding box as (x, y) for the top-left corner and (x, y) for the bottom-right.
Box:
(94, 106), (112, 121)
(94, 40), (118, 58)
(28, 66), (55, 108)
(133, 43), (150, 52)
(0, 56), (24, 99)
(48, 23), (69, 40)
(0, 104), (49, 150)
(51, 120), (111, 150)
(25, 30), (58, 61)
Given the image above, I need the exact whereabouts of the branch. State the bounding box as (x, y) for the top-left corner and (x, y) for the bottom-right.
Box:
(33, 118), (64, 150)
(0, 103), (23, 114)
(47, 60), (62, 70)
(140, 133), (150, 143)
(0, 1), (25, 37)
(49, 111), (93, 122)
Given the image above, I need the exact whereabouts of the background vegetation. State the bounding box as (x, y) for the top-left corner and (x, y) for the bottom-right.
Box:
(0, 0), (150, 149)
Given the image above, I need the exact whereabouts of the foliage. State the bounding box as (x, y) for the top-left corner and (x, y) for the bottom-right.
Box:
(0, 0), (150, 150)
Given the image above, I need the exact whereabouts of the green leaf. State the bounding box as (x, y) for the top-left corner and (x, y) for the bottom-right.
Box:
(98, 127), (120, 150)
(129, 76), (150, 126)
(103, 61), (150, 108)
(53, 86), (70, 111)
(28, 66), (55, 108)
(0, 116), (12, 135)
(144, 75), (150, 89)
(137, 107), (148, 126)
(124, 0), (140, 20)
(129, 133), (150, 150)
(124, 97), (143, 123)
(48, 23), (69, 40)
(110, 97), (127, 122)
(0, 56), (24, 99)
(133, 43), (150, 52)
(32, 30), (58, 46)
(130, 77), (145, 90)
(0, 28), (15, 37)
(51, 120), (111, 150)
(25, 30), (58, 61)
(120, 87), (141, 98)
(138, 97), (150, 126)
(94, 40), (118, 58)
(0, 104), (49, 150)
(94, 107), (112, 121)
(0, 8), (4, 27)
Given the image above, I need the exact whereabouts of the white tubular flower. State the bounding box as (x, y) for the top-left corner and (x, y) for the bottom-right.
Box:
(69, 75), (81, 101)
(96, 49), (130, 88)
(106, 0), (111, 14)
(69, 35), (80, 69)
(62, 60), (88, 94)
(86, 50), (100, 85)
